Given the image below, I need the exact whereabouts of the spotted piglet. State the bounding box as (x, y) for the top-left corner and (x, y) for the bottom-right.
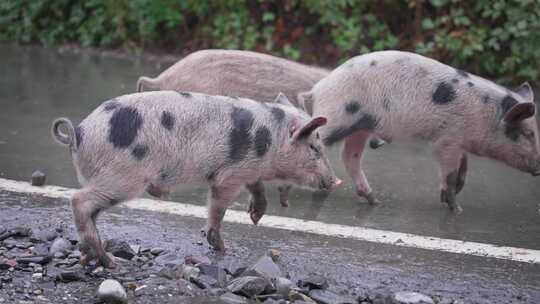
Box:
(52, 91), (341, 268)
(299, 50), (540, 212)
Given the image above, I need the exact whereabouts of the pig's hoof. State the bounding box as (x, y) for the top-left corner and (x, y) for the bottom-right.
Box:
(364, 192), (381, 205)
(279, 200), (289, 208)
(449, 204), (463, 214)
(369, 137), (386, 149)
(206, 228), (225, 252)
(249, 211), (263, 225)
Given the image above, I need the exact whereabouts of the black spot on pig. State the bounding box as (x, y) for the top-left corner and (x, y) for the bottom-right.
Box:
(382, 98), (391, 111)
(345, 101), (360, 114)
(103, 100), (121, 112)
(467, 81), (474, 87)
(324, 114), (378, 146)
(254, 126), (272, 157)
(483, 95), (490, 104)
(229, 107), (254, 162)
(456, 69), (469, 78)
(270, 107), (285, 122)
(75, 125), (84, 148)
(432, 82), (456, 105)
(161, 111), (175, 131)
(109, 106), (143, 148)
(370, 61), (377, 67)
(505, 123), (521, 142)
(178, 91), (192, 98)
(501, 95), (518, 113)
(132, 144), (149, 160)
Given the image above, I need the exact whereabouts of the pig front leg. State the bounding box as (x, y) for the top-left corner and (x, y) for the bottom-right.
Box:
(435, 144), (466, 213)
(206, 183), (243, 252)
(246, 180), (267, 225)
(342, 131), (380, 205)
(277, 184), (292, 207)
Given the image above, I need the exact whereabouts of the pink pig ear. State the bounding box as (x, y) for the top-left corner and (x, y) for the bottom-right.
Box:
(291, 117), (327, 141)
(504, 102), (536, 123)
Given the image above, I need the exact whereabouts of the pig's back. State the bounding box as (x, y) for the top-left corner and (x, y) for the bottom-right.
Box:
(156, 49), (329, 106)
(314, 51), (507, 141)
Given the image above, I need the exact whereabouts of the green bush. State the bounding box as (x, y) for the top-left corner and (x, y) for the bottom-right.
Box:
(1, 0), (539, 82)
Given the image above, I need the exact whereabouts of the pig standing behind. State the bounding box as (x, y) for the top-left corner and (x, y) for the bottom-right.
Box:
(137, 49), (331, 221)
(52, 91), (340, 267)
(299, 50), (540, 212)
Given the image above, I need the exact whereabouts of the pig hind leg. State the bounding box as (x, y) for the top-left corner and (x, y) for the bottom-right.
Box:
(342, 131), (380, 204)
(277, 184), (292, 207)
(206, 181), (243, 251)
(435, 144), (466, 213)
(72, 179), (146, 268)
(246, 180), (267, 225)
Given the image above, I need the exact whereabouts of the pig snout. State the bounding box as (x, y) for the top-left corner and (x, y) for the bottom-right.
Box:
(319, 177), (342, 192)
(529, 156), (540, 176)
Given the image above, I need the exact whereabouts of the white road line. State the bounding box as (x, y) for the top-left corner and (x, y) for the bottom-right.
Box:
(1, 177), (539, 264)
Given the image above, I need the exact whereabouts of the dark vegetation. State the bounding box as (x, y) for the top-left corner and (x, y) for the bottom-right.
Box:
(1, 0), (539, 82)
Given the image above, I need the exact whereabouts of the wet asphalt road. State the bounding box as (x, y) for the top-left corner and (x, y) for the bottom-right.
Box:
(1, 190), (539, 303)
(1, 43), (539, 250)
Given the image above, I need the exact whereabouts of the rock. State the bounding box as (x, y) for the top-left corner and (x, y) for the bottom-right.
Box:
(289, 289), (316, 303)
(227, 276), (268, 298)
(31, 243), (49, 256)
(184, 254), (211, 265)
(30, 230), (57, 243)
(17, 255), (51, 265)
(0, 258), (17, 270)
(182, 265), (200, 281)
(150, 247), (165, 255)
(56, 270), (85, 282)
(156, 266), (181, 280)
(0, 227), (32, 241)
(244, 255), (282, 279)
(390, 292), (434, 304)
(49, 237), (72, 256)
(191, 274), (219, 289)
(220, 292), (250, 304)
(31, 170), (46, 186)
(268, 249), (281, 262)
(97, 279), (127, 304)
(154, 253), (183, 266)
(32, 273), (43, 279)
(273, 277), (294, 297)
(104, 239), (136, 260)
(53, 251), (66, 259)
(309, 289), (355, 304)
(129, 244), (141, 255)
(197, 263), (227, 287)
(298, 274), (329, 290)
(68, 250), (81, 259)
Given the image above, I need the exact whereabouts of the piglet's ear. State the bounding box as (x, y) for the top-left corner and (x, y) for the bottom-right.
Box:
(515, 82), (534, 103)
(291, 117), (327, 142)
(298, 91), (314, 115)
(274, 92), (294, 107)
(504, 102), (536, 124)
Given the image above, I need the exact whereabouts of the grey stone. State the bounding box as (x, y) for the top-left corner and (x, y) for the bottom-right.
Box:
(309, 289), (355, 304)
(244, 255), (282, 279)
(31, 243), (49, 256)
(273, 277), (294, 297)
(56, 270), (85, 282)
(30, 230), (57, 243)
(298, 274), (329, 290)
(16, 255), (51, 265)
(129, 244), (141, 255)
(197, 263), (228, 287)
(227, 276), (268, 298)
(31, 170), (46, 186)
(68, 250), (81, 259)
(390, 291), (434, 304)
(182, 265), (200, 281)
(104, 239), (135, 260)
(150, 247), (165, 255)
(220, 292), (250, 304)
(154, 253), (183, 266)
(289, 289), (316, 303)
(49, 238), (72, 255)
(97, 279), (127, 304)
(191, 274), (219, 289)
(53, 251), (66, 259)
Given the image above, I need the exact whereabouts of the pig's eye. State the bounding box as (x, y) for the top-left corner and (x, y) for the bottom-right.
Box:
(522, 129), (534, 139)
(316, 132), (320, 139)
